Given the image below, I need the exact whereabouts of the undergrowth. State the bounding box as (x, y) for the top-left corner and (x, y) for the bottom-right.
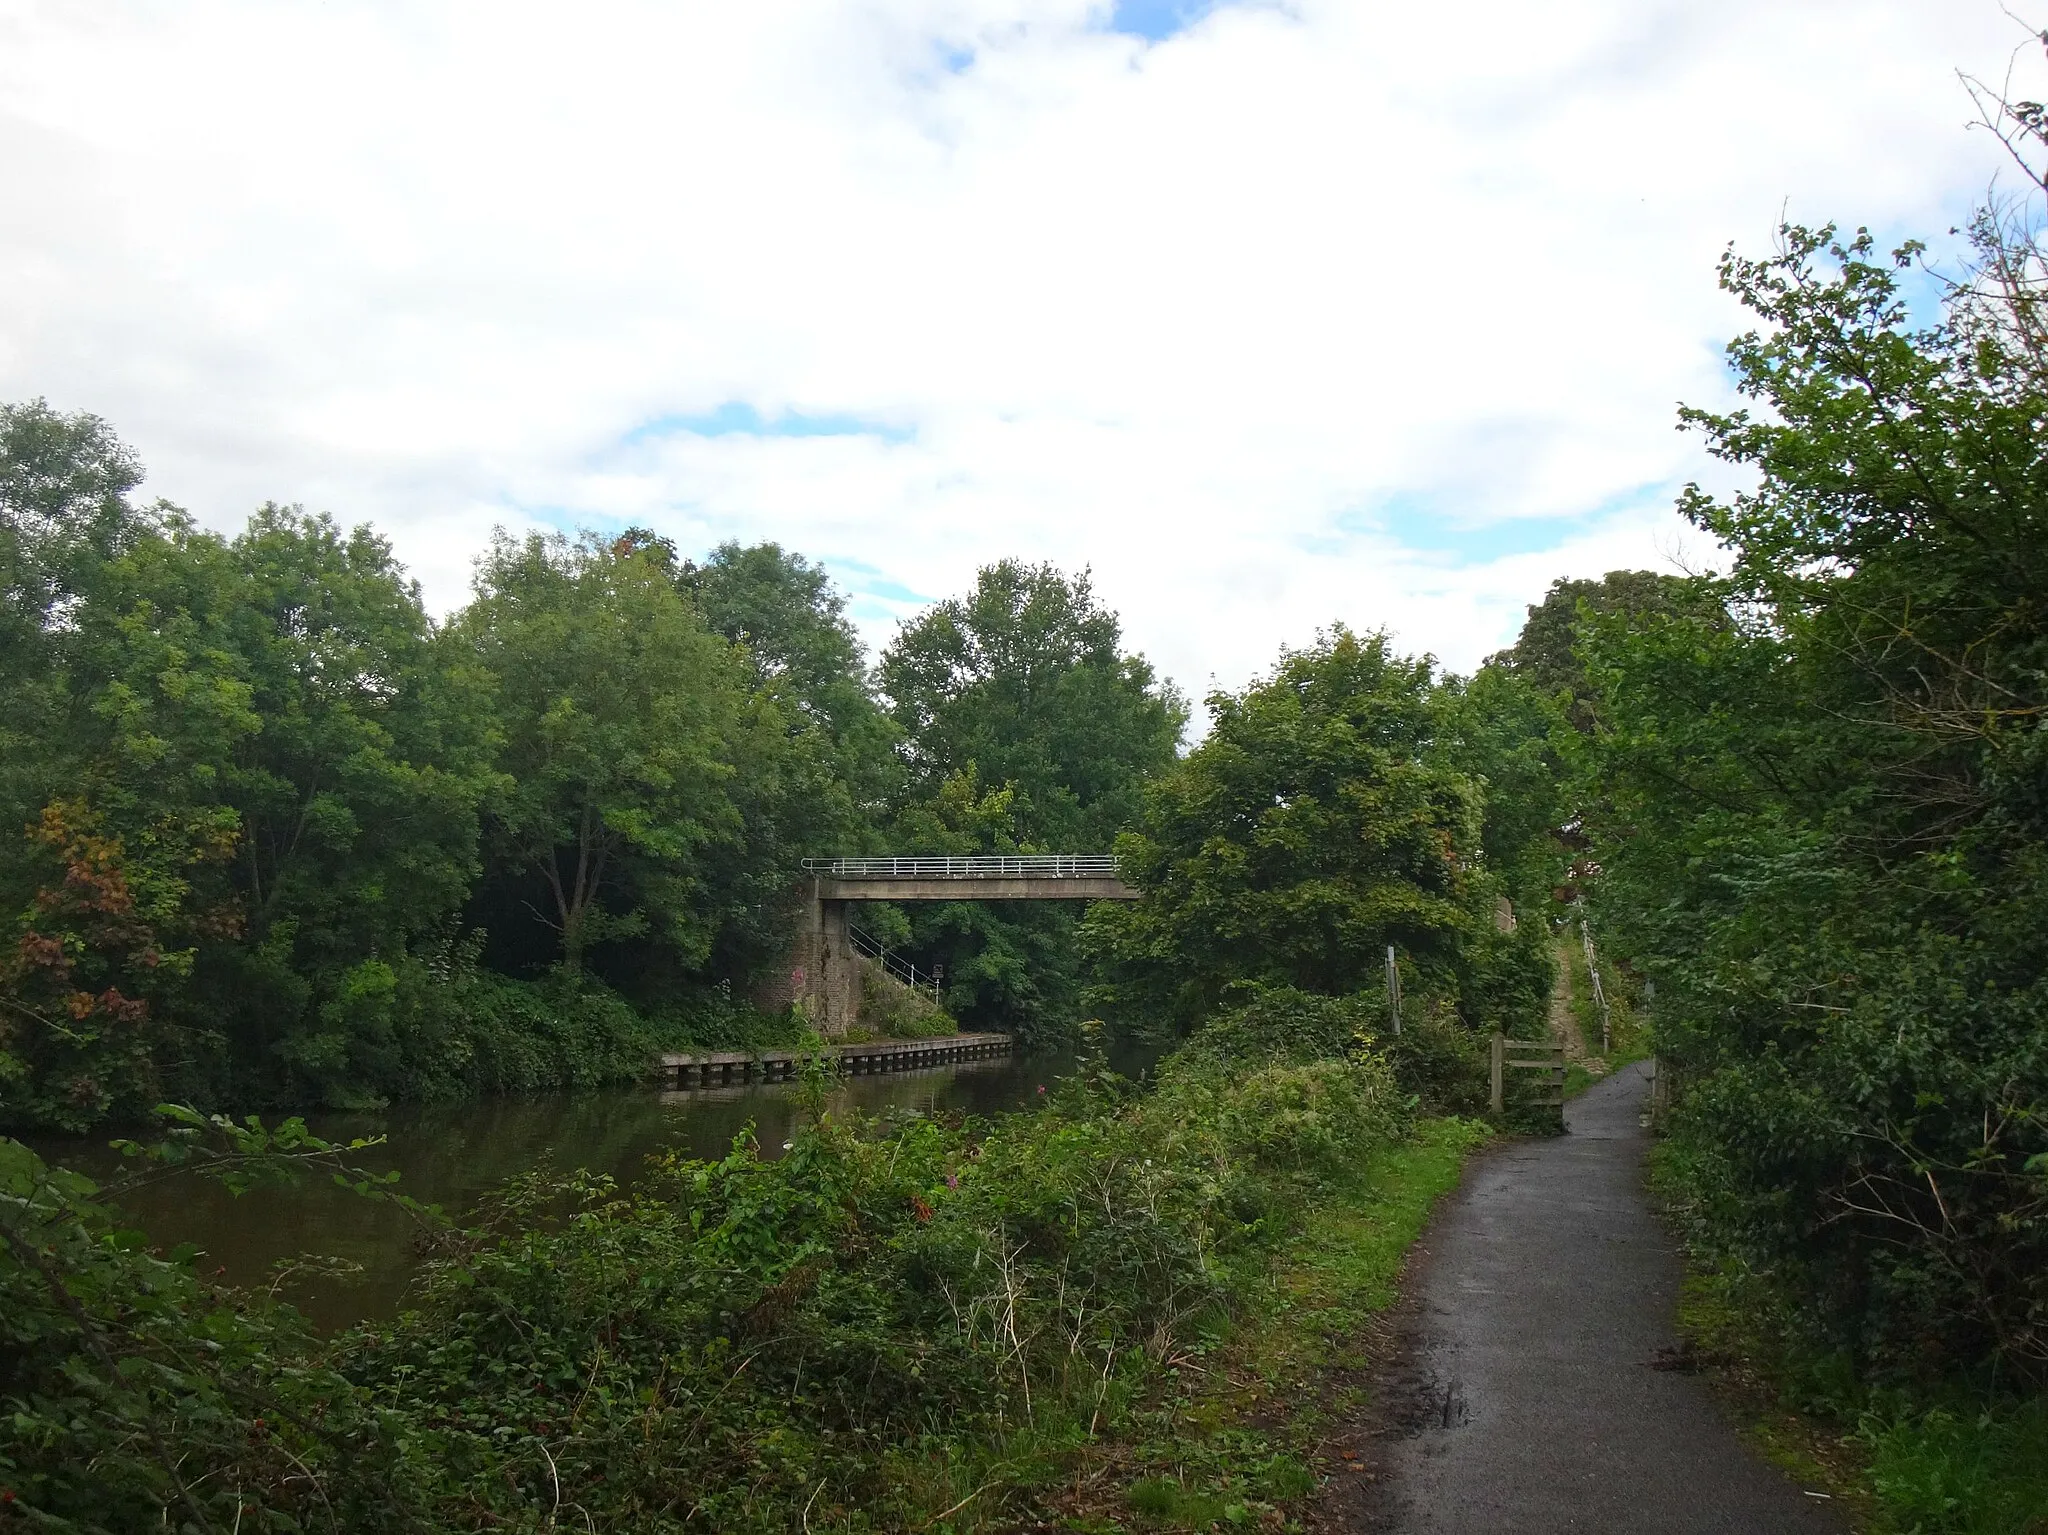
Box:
(1655, 1143), (2048, 1535)
(0, 1003), (1491, 1532)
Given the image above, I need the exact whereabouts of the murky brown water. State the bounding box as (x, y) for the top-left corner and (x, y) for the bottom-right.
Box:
(35, 1052), (1100, 1329)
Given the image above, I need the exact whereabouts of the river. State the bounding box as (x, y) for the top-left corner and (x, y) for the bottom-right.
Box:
(37, 1050), (1111, 1330)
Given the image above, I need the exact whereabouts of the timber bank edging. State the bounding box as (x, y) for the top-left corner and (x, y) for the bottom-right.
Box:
(658, 1032), (1013, 1088)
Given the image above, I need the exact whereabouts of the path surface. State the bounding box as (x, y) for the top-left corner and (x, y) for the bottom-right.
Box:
(1329, 1063), (1846, 1534)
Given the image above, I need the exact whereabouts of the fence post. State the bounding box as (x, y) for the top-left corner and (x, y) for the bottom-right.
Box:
(1385, 944), (1403, 1036)
(1490, 1032), (1505, 1114)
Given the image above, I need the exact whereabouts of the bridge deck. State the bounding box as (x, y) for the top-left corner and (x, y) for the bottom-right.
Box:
(802, 855), (1137, 901)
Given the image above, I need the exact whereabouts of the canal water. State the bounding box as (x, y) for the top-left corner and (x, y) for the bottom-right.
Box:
(40, 1051), (1105, 1330)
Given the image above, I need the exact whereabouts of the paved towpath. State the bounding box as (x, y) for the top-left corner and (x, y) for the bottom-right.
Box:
(1324, 1062), (1847, 1534)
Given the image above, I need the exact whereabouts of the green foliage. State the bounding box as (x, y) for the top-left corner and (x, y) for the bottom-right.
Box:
(459, 530), (756, 975)
(1856, 1395), (2048, 1535)
(0, 1113), (432, 1532)
(1583, 220), (2048, 1389)
(880, 560), (1186, 850)
(1085, 627), (1548, 1044)
(3, 1000), (1428, 1532)
(0, 430), (502, 1122)
(876, 563), (1187, 1041)
(858, 962), (957, 1039)
(1491, 569), (1721, 730)
(680, 538), (901, 822)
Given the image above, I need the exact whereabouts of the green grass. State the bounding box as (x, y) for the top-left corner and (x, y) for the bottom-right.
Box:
(1558, 931), (1652, 1100)
(1099, 1116), (1492, 1529)
(1857, 1396), (2048, 1534)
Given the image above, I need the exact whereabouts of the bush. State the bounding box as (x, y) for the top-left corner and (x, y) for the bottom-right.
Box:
(858, 961), (958, 1039)
(1381, 1008), (1491, 1115)
(3, 1032), (1418, 1530)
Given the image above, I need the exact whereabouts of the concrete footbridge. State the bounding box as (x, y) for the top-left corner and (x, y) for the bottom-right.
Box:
(782, 855), (1138, 1034)
(800, 854), (1137, 903)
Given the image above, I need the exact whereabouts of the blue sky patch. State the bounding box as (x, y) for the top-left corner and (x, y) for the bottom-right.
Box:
(1314, 482), (1677, 567)
(625, 402), (914, 445)
(1108, 0), (1215, 42)
(843, 574), (930, 604)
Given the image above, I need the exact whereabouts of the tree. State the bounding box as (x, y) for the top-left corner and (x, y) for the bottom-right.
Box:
(1583, 215), (2048, 1381)
(201, 507), (499, 1101)
(880, 560), (1185, 849)
(679, 540), (896, 798)
(1492, 569), (1717, 728)
(461, 531), (761, 977)
(877, 561), (1186, 1038)
(1084, 628), (1523, 1033)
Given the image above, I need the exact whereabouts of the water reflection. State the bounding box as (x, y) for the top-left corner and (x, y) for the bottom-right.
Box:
(40, 1053), (1097, 1329)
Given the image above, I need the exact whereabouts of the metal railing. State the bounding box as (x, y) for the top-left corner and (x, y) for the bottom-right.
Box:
(802, 855), (1121, 880)
(847, 923), (942, 999)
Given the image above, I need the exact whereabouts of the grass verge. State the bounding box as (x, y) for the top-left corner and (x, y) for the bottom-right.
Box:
(1043, 1116), (1491, 1531)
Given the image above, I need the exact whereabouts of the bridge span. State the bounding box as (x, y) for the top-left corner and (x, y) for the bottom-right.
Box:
(780, 855), (1137, 1035)
(800, 854), (1138, 904)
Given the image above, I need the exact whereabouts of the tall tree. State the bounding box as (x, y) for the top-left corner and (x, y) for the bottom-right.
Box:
(877, 561), (1185, 1038)
(1084, 628), (1531, 1033)
(461, 531), (762, 978)
(1584, 217), (2048, 1381)
(1492, 569), (1716, 728)
(880, 560), (1185, 849)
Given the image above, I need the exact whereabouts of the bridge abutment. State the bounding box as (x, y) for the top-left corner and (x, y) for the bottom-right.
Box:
(775, 858), (1139, 1037)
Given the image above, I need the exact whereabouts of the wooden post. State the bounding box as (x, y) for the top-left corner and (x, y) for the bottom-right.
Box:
(1490, 1032), (1505, 1114)
(1386, 945), (1403, 1035)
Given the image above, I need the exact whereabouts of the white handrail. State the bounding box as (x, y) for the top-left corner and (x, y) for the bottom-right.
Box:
(801, 855), (1121, 879)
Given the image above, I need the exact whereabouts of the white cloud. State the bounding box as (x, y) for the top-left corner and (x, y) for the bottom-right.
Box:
(0, 0), (2030, 698)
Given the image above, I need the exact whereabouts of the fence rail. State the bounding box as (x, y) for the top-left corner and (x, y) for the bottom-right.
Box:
(847, 923), (942, 999)
(1490, 1033), (1567, 1123)
(802, 855), (1121, 880)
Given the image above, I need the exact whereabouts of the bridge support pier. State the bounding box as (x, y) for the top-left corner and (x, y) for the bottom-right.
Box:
(785, 891), (860, 1037)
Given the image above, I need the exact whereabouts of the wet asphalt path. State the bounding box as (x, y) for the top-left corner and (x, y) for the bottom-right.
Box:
(1366, 1061), (1846, 1534)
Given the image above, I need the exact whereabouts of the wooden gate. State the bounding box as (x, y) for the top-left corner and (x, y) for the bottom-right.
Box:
(1490, 1034), (1566, 1123)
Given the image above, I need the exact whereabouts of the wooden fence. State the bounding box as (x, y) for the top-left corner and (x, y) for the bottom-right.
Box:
(1490, 1033), (1566, 1124)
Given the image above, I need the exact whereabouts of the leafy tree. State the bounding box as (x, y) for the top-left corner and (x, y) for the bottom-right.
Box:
(1492, 569), (1717, 728)
(876, 561), (1186, 1039)
(0, 402), (165, 902)
(460, 531), (841, 997)
(1435, 661), (1577, 911)
(1085, 628), (1537, 1034)
(880, 560), (1185, 849)
(3, 486), (500, 1119)
(679, 539), (897, 812)
(1585, 217), (2048, 1382)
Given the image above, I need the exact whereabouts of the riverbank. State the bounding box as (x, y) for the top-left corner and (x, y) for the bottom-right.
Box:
(21, 1050), (1072, 1330)
(1, 1021), (1490, 1532)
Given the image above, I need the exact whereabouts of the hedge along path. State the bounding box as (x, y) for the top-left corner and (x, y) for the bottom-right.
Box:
(1320, 1063), (1847, 1535)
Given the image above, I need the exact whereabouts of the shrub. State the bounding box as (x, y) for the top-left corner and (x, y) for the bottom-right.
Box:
(2, 1028), (1419, 1530)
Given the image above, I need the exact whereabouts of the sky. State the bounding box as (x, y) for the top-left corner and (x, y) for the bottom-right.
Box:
(0, 1), (2035, 702)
